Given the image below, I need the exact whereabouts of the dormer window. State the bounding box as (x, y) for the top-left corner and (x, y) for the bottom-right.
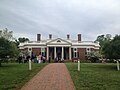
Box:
(57, 40), (61, 42)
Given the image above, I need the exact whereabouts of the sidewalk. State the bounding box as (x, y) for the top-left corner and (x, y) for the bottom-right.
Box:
(21, 63), (75, 90)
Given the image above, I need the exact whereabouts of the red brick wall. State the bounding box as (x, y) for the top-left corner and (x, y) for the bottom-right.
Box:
(77, 48), (86, 60)
(32, 48), (41, 56)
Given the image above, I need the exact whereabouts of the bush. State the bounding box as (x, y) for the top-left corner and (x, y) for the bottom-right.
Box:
(88, 56), (99, 63)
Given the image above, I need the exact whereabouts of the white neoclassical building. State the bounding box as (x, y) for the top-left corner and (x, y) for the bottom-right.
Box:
(19, 34), (100, 61)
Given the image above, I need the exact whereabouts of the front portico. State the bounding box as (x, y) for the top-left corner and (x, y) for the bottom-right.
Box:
(46, 46), (72, 60)
(46, 38), (72, 60)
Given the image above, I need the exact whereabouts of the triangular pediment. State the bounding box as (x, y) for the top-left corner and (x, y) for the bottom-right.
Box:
(47, 38), (71, 45)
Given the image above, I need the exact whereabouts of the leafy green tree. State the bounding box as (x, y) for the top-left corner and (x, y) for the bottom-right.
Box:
(18, 37), (29, 43)
(0, 37), (10, 58)
(0, 37), (10, 66)
(95, 35), (105, 47)
(15, 37), (29, 48)
(102, 35), (120, 70)
(0, 28), (13, 40)
(103, 35), (120, 59)
(95, 34), (112, 55)
(0, 29), (19, 66)
(95, 34), (112, 47)
(9, 42), (19, 58)
(0, 37), (19, 66)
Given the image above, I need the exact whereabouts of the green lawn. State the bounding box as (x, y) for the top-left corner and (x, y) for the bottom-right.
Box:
(0, 63), (48, 90)
(66, 63), (120, 90)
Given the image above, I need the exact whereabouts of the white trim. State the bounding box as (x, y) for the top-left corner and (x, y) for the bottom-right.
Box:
(24, 46), (47, 48)
(20, 45), (99, 50)
(94, 48), (99, 49)
(46, 38), (72, 45)
(47, 45), (71, 47)
(71, 46), (95, 48)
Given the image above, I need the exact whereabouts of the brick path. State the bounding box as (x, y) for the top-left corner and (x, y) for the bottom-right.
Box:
(21, 63), (75, 90)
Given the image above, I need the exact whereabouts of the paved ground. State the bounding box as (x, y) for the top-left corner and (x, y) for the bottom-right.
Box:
(21, 63), (75, 90)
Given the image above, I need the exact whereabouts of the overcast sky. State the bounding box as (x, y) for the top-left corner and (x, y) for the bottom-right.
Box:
(0, 0), (120, 41)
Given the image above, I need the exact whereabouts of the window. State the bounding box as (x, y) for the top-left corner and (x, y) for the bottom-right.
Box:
(86, 48), (91, 52)
(86, 48), (91, 55)
(57, 40), (61, 42)
(41, 48), (45, 56)
(87, 48), (89, 51)
(28, 48), (32, 51)
(74, 52), (77, 58)
(74, 48), (77, 51)
(73, 48), (77, 58)
(41, 48), (45, 53)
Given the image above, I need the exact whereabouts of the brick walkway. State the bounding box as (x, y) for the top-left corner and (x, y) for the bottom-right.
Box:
(21, 63), (75, 90)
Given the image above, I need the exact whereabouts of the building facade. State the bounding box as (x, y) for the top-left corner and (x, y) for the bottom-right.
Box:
(19, 34), (100, 60)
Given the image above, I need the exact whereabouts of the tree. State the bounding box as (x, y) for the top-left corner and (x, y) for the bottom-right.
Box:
(102, 35), (120, 71)
(9, 42), (19, 58)
(95, 34), (112, 47)
(95, 34), (112, 55)
(0, 37), (10, 57)
(0, 37), (10, 66)
(0, 37), (19, 66)
(15, 37), (29, 48)
(87, 51), (101, 63)
(18, 37), (29, 43)
(95, 35), (105, 47)
(103, 35), (120, 59)
(0, 28), (13, 40)
(0, 29), (19, 66)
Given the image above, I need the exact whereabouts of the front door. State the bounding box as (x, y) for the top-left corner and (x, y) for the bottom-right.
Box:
(56, 47), (62, 60)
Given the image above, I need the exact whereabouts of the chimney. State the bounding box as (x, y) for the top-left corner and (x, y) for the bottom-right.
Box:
(78, 34), (81, 42)
(37, 34), (41, 41)
(67, 34), (70, 39)
(49, 34), (52, 39)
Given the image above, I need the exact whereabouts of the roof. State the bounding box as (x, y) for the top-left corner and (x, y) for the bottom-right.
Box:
(19, 38), (100, 49)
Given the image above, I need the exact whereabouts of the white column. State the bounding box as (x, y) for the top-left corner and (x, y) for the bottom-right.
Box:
(47, 47), (49, 60)
(62, 47), (64, 59)
(54, 47), (56, 58)
(69, 47), (71, 60)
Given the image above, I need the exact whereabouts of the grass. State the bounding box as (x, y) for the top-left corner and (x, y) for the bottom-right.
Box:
(0, 63), (48, 90)
(66, 63), (120, 90)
